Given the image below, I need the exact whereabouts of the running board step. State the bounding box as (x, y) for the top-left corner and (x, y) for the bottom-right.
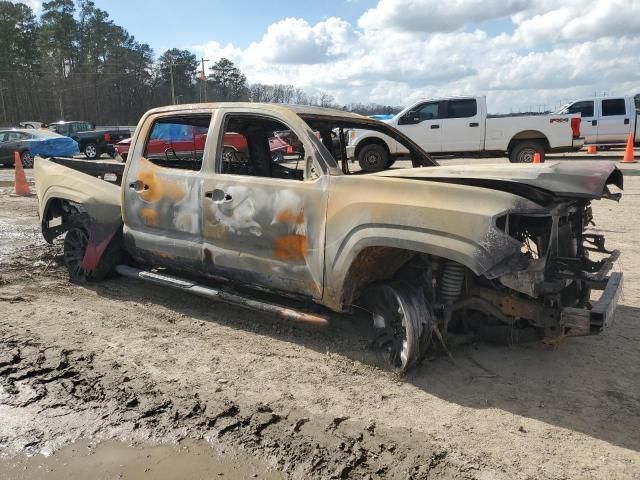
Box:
(115, 265), (329, 327)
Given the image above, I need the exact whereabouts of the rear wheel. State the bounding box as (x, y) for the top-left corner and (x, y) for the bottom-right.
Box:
(358, 143), (389, 172)
(83, 142), (99, 160)
(20, 150), (33, 168)
(509, 141), (545, 163)
(63, 215), (121, 283)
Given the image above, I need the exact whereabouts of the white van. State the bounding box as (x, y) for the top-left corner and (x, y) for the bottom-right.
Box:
(557, 96), (639, 145)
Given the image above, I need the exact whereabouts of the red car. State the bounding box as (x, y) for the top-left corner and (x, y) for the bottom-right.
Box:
(115, 128), (290, 163)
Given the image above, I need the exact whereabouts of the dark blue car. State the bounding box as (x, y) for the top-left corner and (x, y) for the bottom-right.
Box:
(0, 128), (79, 168)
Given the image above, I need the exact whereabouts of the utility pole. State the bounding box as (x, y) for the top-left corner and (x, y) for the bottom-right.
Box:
(0, 80), (8, 123)
(169, 57), (176, 105)
(200, 57), (209, 102)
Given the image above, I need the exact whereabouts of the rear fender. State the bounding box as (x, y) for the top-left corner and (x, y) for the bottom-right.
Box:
(36, 157), (122, 270)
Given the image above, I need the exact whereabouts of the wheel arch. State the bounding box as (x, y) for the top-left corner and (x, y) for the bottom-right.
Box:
(354, 136), (391, 160)
(324, 232), (489, 311)
(42, 195), (124, 271)
(507, 130), (550, 152)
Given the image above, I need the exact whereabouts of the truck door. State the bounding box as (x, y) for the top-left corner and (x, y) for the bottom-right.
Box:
(440, 99), (483, 152)
(565, 100), (597, 143)
(121, 112), (211, 267)
(199, 108), (328, 299)
(396, 101), (443, 153)
(597, 98), (630, 143)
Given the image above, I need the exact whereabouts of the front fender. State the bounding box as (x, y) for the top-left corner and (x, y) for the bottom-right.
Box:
(321, 174), (541, 311)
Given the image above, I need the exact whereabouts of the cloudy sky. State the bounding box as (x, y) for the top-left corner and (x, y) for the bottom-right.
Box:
(24, 0), (640, 113)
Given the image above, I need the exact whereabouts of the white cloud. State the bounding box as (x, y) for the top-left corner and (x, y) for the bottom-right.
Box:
(10, 0), (41, 13)
(359, 0), (529, 32)
(192, 0), (640, 112)
(512, 0), (640, 46)
(244, 17), (356, 65)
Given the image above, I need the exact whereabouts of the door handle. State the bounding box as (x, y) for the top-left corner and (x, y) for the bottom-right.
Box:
(430, 124), (440, 129)
(592, 120), (597, 126)
(624, 118), (630, 125)
(469, 122), (479, 127)
(205, 189), (232, 202)
(129, 180), (148, 191)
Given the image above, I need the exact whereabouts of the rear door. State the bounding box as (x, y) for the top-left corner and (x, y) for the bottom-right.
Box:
(598, 98), (630, 143)
(440, 99), (483, 152)
(121, 112), (212, 267)
(0, 132), (11, 162)
(396, 101), (444, 153)
(565, 100), (597, 143)
(0, 131), (26, 162)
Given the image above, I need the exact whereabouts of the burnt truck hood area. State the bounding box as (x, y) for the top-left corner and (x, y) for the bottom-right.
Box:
(373, 161), (623, 204)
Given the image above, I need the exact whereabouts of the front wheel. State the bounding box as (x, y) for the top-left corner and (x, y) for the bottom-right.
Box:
(20, 150), (33, 168)
(509, 141), (545, 163)
(361, 281), (428, 373)
(83, 142), (99, 160)
(358, 144), (389, 172)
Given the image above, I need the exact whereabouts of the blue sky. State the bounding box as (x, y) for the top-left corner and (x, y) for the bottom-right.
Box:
(93, 0), (380, 52)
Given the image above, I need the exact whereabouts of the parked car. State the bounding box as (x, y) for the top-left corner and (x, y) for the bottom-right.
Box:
(347, 96), (584, 171)
(556, 96), (640, 145)
(33, 103), (623, 373)
(46, 121), (131, 159)
(0, 128), (78, 168)
(19, 121), (44, 129)
(115, 126), (290, 163)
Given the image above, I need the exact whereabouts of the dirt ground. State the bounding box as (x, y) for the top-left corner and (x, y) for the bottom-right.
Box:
(0, 154), (639, 479)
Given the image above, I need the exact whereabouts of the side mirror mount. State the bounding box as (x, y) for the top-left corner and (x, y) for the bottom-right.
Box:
(399, 110), (420, 125)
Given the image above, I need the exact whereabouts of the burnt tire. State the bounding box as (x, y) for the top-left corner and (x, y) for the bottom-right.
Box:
(20, 150), (33, 168)
(358, 143), (389, 172)
(362, 281), (425, 374)
(509, 141), (545, 163)
(83, 142), (99, 160)
(63, 215), (121, 283)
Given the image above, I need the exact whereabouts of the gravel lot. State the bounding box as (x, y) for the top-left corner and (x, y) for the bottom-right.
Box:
(0, 152), (638, 479)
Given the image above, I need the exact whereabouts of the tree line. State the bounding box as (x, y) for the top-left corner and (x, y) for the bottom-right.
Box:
(0, 0), (400, 127)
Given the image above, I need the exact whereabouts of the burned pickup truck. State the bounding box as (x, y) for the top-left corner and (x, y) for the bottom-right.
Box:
(34, 103), (623, 372)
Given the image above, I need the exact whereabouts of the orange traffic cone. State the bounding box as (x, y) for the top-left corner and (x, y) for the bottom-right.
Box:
(533, 152), (541, 163)
(13, 151), (32, 196)
(587, 145), (597, 154)
(621, 132), (636, 163)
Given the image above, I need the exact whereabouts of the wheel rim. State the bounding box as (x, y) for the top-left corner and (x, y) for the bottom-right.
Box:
(85, 145), (97, 158)
(21, 152), (33, 168)
(371, 286), (416, 372)
(518, 148), (535, 163)
(364, 151), (382, 169)
(64, 228), (90, 282)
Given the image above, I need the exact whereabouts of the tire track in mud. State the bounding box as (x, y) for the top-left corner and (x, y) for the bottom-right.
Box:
(0, 334), (459, 479)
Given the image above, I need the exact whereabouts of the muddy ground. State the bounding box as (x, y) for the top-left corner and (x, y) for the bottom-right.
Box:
(0, 155), (639, 479)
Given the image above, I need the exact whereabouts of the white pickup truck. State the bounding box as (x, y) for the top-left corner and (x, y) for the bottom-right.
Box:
(347, 96), (584, 171)
(557, 96), (640, 146)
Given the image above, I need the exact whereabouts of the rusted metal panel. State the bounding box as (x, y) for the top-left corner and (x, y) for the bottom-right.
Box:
(321, 174), (542, 310)
(34, 157), (123, 270)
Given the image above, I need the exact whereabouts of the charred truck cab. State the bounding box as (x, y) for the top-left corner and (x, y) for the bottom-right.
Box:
(34, 103), (624, 374)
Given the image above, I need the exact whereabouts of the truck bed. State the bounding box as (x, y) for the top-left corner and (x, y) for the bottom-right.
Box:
(47, 156), (125, 185)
